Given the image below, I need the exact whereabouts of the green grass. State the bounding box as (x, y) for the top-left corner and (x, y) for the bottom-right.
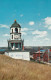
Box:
(0, 55), (51, 80)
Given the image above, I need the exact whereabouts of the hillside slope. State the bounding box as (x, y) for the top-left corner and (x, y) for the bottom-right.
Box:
(0, 55), (51, 80)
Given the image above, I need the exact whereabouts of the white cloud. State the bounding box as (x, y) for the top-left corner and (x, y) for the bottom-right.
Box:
(21, 28), (28, 31)
(25, 40), (29, 42)
(29, 21), (35, 26)
(3, 34), (10, 37)
(32, 37), (50, 46)
(48, 26), (51, 29)
(44, 17), (51, 30)
(21, 32), (27, 35)
(44, 17), (51, 25)
(44, 38), (50, 41)
(0, 24), (9, 28)
(44, 25), (48, 28)
(32, 30), (47, 38)
(20, 14), (23, 17)
(21, 28), (28, 35)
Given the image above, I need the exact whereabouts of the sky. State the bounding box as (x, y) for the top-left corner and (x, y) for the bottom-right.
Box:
(0, 0), (51, 47)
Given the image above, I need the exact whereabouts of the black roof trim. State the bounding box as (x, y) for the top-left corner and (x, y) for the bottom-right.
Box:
(10, 20), (21, 28)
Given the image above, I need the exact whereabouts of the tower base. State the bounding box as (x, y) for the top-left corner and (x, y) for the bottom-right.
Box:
(5, 51), (30, 61)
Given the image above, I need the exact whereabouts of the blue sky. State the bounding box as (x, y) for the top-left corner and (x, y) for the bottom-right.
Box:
(0, 0), (51, 47)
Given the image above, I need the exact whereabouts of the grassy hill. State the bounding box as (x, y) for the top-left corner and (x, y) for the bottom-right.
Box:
(0, 55), (51, 80)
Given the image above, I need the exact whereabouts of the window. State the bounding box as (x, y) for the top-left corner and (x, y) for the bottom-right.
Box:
(15, 43), (18, 48)
(11, 43), (13, 48)
(12, 29), (13, 33)
(20, 34), (21, 38)
(12, 35), (13, 39)
(15, 28), (18, 33)
(19, 43), (21, 48)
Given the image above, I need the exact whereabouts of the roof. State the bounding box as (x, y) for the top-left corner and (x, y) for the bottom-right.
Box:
(10, 20), (21, 28)
(8, 39), (23, 43)
(6, 50), (30, 52)
(35, 51), (43, 53)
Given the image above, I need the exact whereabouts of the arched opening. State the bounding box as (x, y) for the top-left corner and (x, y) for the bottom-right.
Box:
(12, 29), (13, 33)
(11, 43), (13, 48)
(15, 28), (18, 33)
(12, 35), (13, 39)
(15, 43), (18, 48)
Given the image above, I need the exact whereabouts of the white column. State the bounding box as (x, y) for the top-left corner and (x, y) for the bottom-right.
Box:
(12, 43), (15, 50)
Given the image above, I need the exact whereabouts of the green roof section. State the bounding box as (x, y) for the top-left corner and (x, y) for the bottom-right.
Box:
(10, 20), (21, 28)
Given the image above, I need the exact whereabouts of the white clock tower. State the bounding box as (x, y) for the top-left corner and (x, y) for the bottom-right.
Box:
(5, 20), (30, 61)
(8, 20), (24, 50)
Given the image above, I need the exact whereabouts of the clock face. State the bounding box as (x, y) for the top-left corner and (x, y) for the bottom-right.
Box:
(14, 35), (19, 39)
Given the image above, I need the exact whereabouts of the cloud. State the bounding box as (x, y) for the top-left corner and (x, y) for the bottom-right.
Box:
(25, 40), (29, 41)
(21, 32), (27, 35)
(0, 24), (9, 28)
(44, 17), (51, 25)
(3, 34), (10, 37)
(44, 38), (50, 41)
(21, 28), (28, 31)
(32, 37), (50, 46)
(43, 17), (51, 30)
(20, 14), (23, 17)
(29, 21), (35, 26)
(32, 30), (47, 38)
(48, 26), (51, 29)
(21, 28), (28, 35)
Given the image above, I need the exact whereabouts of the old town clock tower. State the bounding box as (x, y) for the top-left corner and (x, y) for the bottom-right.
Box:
(8, 20), (24, 50)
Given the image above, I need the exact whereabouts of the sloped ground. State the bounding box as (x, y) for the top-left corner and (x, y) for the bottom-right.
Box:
(0, 55), (51, 80)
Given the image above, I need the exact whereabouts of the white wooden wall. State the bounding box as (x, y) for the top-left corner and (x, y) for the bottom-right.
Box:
(5, 51), (30, 61)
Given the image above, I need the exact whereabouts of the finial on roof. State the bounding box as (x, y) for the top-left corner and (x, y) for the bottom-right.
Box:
(11, 19), (21, 28)
(14, 19), (16, 21)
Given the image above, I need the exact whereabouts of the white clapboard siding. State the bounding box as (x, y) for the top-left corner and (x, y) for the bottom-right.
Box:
(5, 51), (30, 61)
